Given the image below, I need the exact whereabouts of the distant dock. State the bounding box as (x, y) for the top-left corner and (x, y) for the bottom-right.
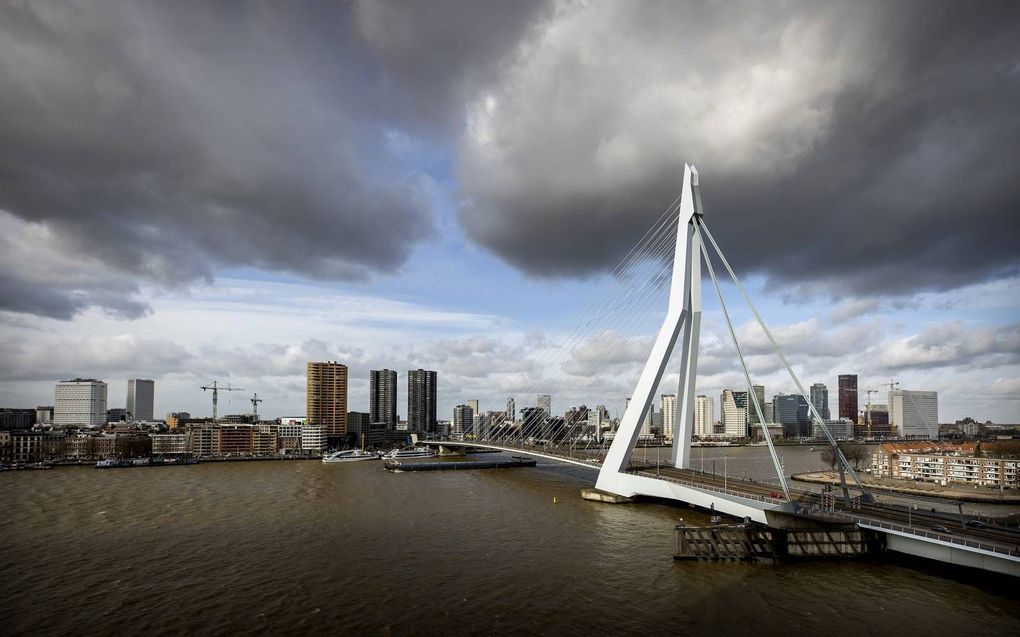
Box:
(384, 456), (537, 472)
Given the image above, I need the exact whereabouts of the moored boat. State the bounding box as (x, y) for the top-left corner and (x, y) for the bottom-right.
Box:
(384, 446), (437, 460)
(322, 449), (380, 463)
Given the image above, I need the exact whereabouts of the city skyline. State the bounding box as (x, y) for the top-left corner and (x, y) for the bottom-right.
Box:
(0, 2), (1017, 423)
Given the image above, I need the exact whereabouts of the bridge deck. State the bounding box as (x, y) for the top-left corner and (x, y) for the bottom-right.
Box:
(425, 439), (1020, 560)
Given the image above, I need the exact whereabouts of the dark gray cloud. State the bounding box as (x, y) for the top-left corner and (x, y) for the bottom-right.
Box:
(454, 1), (1020, 297)
(4, 0), (1019, 324)
(0, 0), (432, 318)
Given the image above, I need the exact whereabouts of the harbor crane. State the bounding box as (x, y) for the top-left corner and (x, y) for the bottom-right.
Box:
(250, 393), (263, 422)
(200, 381), (245, 422)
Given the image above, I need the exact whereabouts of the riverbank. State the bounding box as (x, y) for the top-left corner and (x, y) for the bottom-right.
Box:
(792, 471), (1020, 503)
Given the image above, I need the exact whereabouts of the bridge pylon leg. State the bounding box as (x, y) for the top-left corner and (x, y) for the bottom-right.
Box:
(597, 164), (702, 494)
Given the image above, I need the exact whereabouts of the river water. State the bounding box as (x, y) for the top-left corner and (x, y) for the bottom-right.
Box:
(2, 448), (1018, 636)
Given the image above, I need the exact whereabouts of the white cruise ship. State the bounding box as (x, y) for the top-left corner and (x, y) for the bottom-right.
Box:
(322, 449), (380, 463)
(384, 447), (437, 460)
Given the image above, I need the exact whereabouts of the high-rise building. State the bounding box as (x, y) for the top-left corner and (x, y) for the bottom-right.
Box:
(838, 375), (858, 423)
(407, 369), (438, 434)
(720, 390), (747, 438)
(694, 395), (714, 438)
(625, 397), (654, 434)
(890, 389), (939, 439)
(748, 385), (765, 425)
(809, 383), (830, 421)
(54, 379), (108, 428)
(732, 391), (748, 437)
(520, 406), (545, 438)
(453, 404), (474, 438)
(307, 362), (348, 436)
(536, 394), (552, 418)
(774, 394), (810, 438)
(126, 379), (154, 421)
(347, 411), (370, 439)
(466, 399), (479, 417)
(370, 369), (397, 429)
(863, 404), (891, 437)
(506, 398), (516, 423)
(660, 394), (676, 441)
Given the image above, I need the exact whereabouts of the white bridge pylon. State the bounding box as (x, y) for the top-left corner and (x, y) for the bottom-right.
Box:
(594, 164), (852, 515)
(597, 164), (702, 482)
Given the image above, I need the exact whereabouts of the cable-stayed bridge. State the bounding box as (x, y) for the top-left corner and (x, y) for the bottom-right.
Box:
(423, 165), (1019, 576)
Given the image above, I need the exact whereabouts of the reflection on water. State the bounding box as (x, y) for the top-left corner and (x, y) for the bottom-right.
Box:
(1, 456), (1017, 636)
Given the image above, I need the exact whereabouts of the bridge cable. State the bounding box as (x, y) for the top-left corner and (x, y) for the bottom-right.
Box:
(696, 218), (870, 504)
(691, 221), (791, 500)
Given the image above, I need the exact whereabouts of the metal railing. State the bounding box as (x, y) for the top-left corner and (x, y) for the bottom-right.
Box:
(809, 508), (1017, 558)
(630, 468), (786, 505)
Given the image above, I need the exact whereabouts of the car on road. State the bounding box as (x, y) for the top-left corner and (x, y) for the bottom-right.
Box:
(964, 520), (987, 529)
(931, 524), (952, 534)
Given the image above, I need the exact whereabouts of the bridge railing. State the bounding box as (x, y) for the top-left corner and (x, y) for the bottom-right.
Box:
(629, 468), (787, 505)
(808, 508), (1017, 557)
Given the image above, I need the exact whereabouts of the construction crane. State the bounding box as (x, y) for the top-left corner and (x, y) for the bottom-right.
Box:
(861, 379), (899, 438)
(250, 393), (263, 422)
(862, 389), (879, 437)
(201, 381), (245, 422)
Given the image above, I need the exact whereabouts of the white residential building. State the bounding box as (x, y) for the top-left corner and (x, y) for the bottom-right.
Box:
(872, 443), (1019, 488)
(54, 379), (108, 428)
(693, 395), (714, 438)
(453, 404), (474, 439)
(301, 424), (326, 453)
(890, 389), (939, 439)
(660, 394), (676, 441)
(720, 389), (747, 438)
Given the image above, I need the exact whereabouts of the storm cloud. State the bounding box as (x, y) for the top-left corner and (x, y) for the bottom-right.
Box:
(0, 1), (433, 318)
(2, 0), (1019, 322)
(455, 1), (1020, 295)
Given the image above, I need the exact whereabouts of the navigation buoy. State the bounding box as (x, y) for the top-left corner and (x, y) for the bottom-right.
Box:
(553, 496), (557, 503)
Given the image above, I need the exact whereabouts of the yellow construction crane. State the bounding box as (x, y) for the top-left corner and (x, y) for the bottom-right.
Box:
(201, 381), (245, 422)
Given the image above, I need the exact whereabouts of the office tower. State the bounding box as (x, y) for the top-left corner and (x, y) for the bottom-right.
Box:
(466, 399), (479, 416)
(520, 407), (545, 438)
(720, 390), (747, 438)
(54, 379), (108, 428)
(809, 383), (830, 421)
(838, 374), (858, 423)
(506, 397), (516, 423)
(453, 404), (474, 437)
(370, 369), (398, 429)
(347, 411), (370, 437)
(660, 394), (676, 440)
(693, 395), (714, 437)
(890, 389), (939, 439)
(126, 379), (154, 421)
(537, 394), (552, 418)
(774, 394), (810, 438)
(307, 362), (348, 436)
(407, 369), (438, 434)
(748, 385), (765, 425)
(863, 404), (891, 437)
